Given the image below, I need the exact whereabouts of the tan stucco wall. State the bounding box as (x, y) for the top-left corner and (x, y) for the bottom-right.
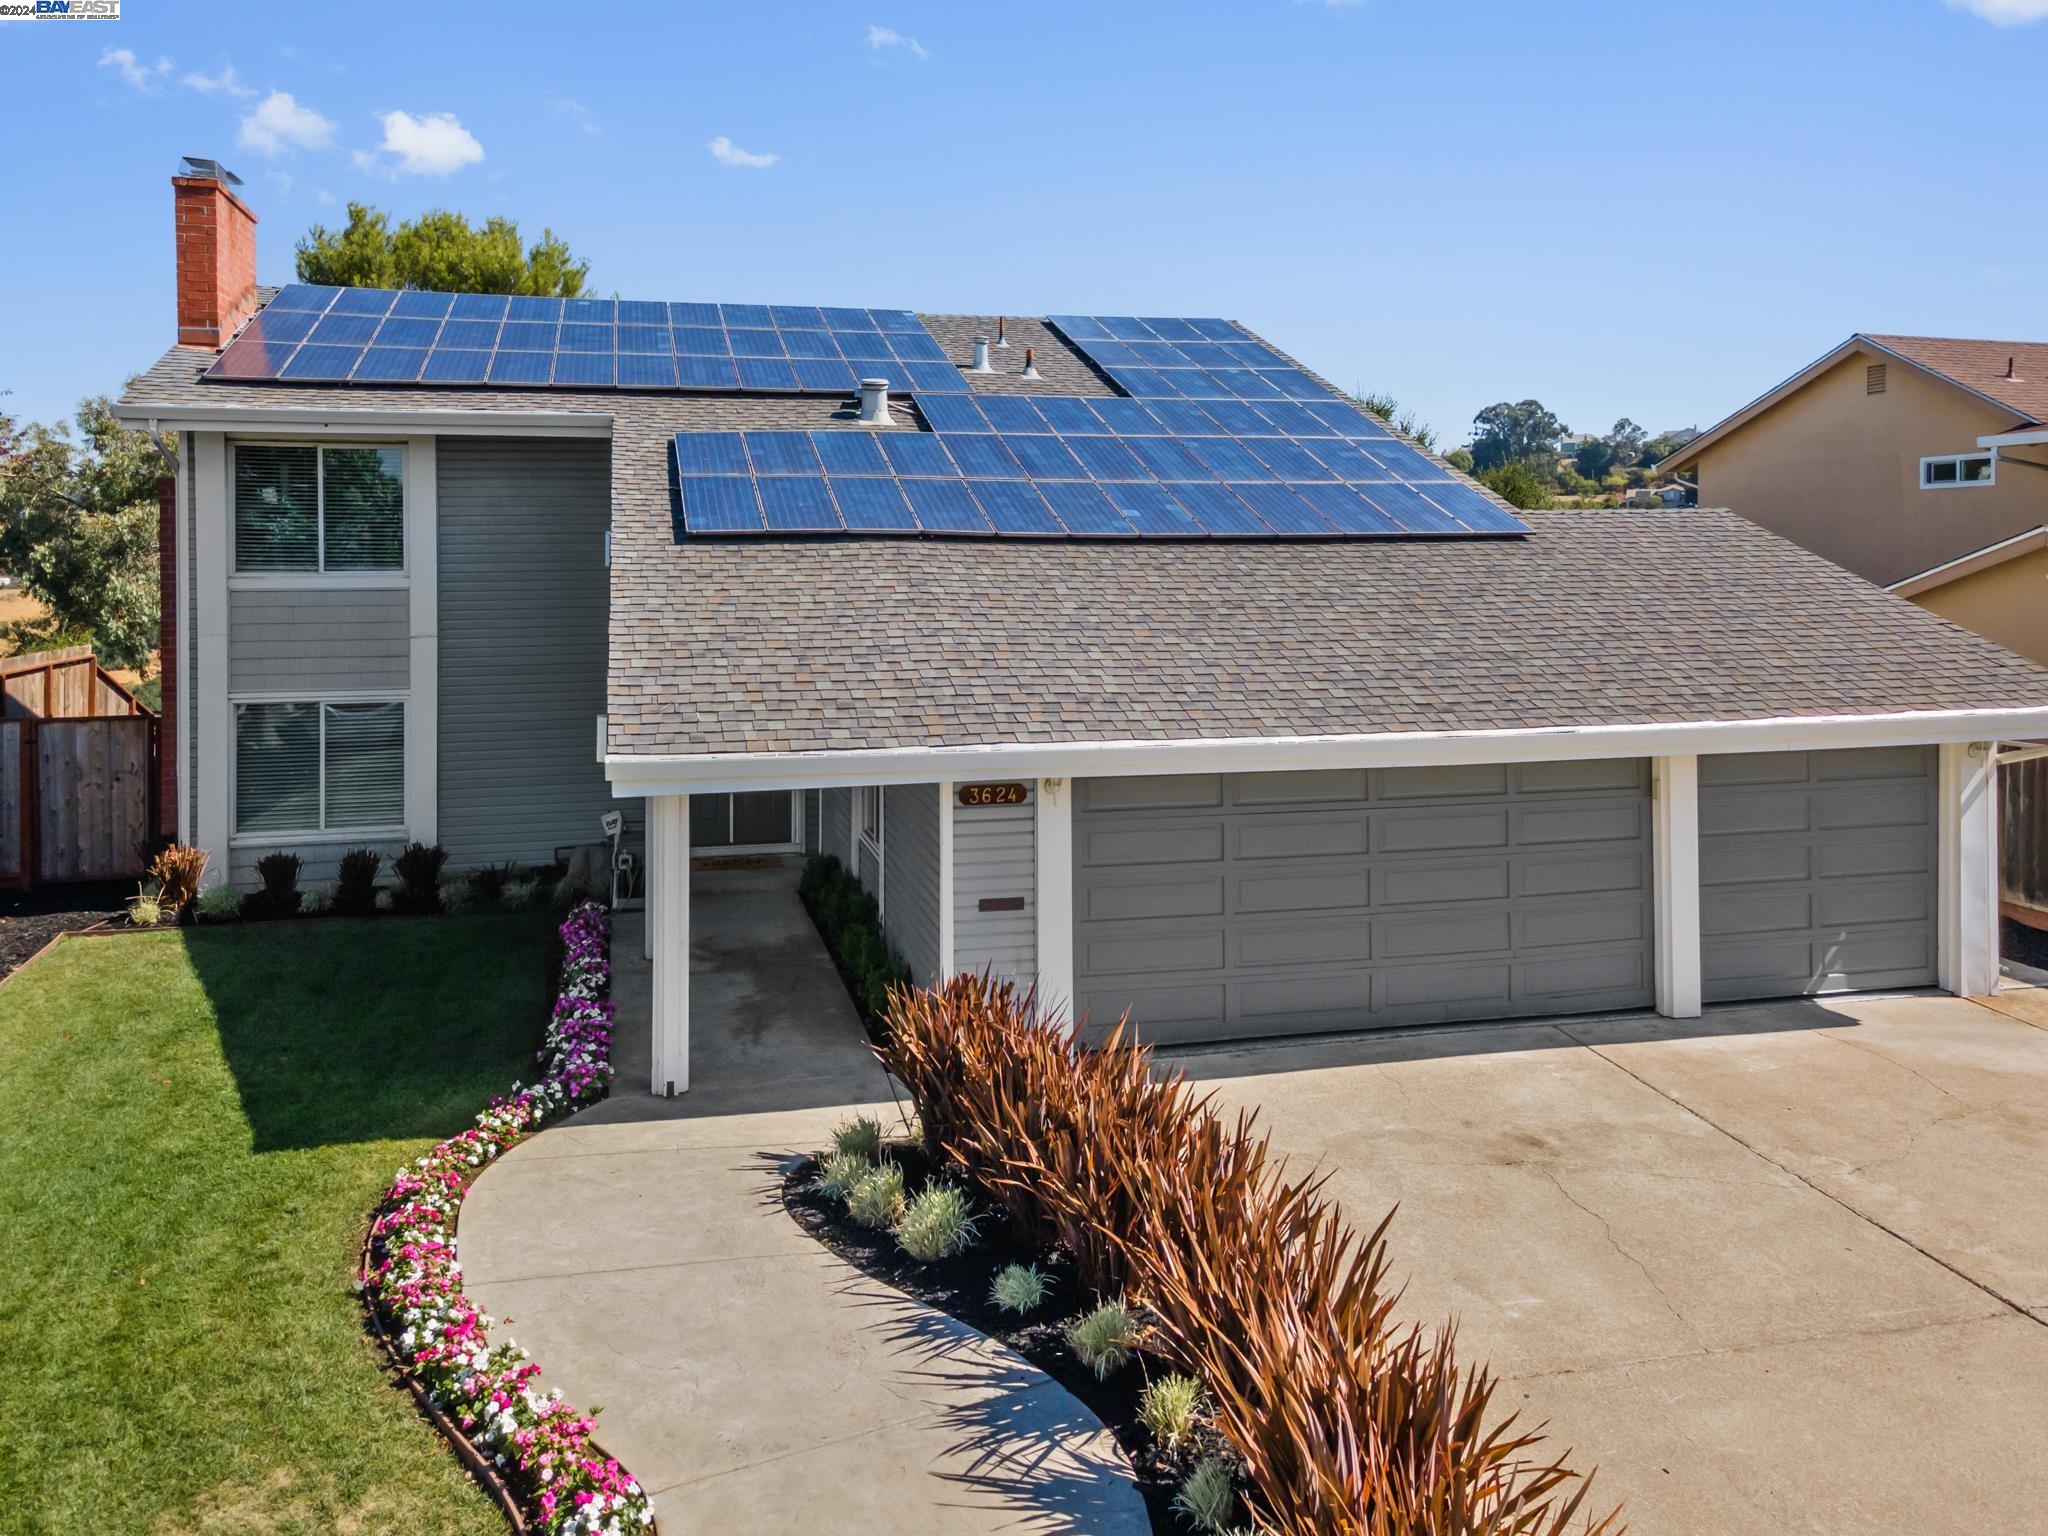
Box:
(1691, 349), (2047, 587)
(1910, 545), (2048, 669)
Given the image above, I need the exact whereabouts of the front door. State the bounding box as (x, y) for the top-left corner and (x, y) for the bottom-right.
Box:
(690, 791), (798, 851)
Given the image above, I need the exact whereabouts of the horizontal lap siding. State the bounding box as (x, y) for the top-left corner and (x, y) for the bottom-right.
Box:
(1073, 763), (1654, 1046)
(953, 791), (1037, 989)
(821, 787), (852, 868)
(438, 437), (623, 869)
(883, 784), (942, 983)
(227, 588), (409, 692)
(1699, 746), (1937, 1001)
(228, 836), (409, 890)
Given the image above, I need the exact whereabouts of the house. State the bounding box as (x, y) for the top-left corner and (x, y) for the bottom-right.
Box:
(1660, 334), (2048, 663)
(115, 162), (2048, 1093)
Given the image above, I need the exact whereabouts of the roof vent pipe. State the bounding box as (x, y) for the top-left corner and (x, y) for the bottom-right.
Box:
(1020, 346), (1042, 380)
(995, 316), (1009, 349)
(971, 335), (993, 373)
(2008, 355), (2019, 379)
(856, 377), (892, 426)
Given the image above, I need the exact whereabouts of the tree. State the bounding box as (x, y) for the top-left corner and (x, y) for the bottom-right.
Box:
(0, 395), (169, 672)
(1469, 399), (1566, 473)
(295, 203), (590, 295)
(1637, 426), (1697, 470)
(1607, 417), (1647, 465)
(1351, 390), (1437, 452)
(1443, 446), (1476, 474)
(1573, 437), (1618, 481)
(1477, 459), (1553, 511)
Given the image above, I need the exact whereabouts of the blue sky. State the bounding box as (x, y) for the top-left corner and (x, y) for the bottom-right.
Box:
(4, 0), (2046, 445)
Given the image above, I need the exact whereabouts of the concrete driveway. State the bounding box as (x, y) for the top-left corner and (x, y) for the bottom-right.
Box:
(1177, 986), (2048, 1535)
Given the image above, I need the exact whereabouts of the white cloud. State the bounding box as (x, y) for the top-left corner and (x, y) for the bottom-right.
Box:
(182, 61), (255, 98)
(314, 188), (338, 206)
(360, 110), (486, 176)
(549, 94), (600, 136)
(866, 24), (928, 59)
(237, 90), (337, 156)
(708, 134), (778, 169)
(1946, 0), (2048, 19)
(265, 170), (294, 200)
(100, 47), (172, 92)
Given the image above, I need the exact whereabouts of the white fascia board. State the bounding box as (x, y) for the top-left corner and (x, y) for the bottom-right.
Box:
(603, 706), (2048, 797)
(111, 402), (613, 439)
(1977, 427), (2048, 448)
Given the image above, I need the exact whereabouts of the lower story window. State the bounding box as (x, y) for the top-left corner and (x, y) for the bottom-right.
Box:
(235, 700), (405, 834)
(1922, 453), (1994, 487)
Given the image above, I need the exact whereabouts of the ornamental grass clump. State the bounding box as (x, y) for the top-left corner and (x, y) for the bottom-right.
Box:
(813, 1150), (872, 1202)
(334, 848), (382, 916)
(1173, 1455), (1239, 1535)
(893, 1182), (979, 1262)
(243, 851), (303, 919)
(988, 1262), (1050, 1315)
(845, 1161), (906, 1229)
(1139, 1372), (1207, 1451)
(1065, 1297), (1137, 1381)
(195, 884), (242, 922)
(832, 1114), (886, 1161)
(126, 887), (163, 928)
(875, 970), (1622, 1536)
(148, 842), (207, 915)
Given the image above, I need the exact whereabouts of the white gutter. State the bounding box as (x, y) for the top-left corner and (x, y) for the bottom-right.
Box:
(603, 706), (2048, 797)
(110, 402), (613, 438)
(1977, 426), (2048, 448)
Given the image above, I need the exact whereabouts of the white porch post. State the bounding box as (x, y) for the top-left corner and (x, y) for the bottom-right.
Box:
(937, 781), (955, 980)
(191, 433), (230, 882)
(1938, 742), (1999, 997)
(649, 792), (691, 1095)
(1652, 754), (1702, 1018)
(1035, 776), (1075, 1027)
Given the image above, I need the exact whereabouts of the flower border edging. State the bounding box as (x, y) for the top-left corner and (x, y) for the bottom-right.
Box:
(360, 901), (656, 1536)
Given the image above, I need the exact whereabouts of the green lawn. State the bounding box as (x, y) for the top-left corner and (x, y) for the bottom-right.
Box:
(0, 912), (562, 1536)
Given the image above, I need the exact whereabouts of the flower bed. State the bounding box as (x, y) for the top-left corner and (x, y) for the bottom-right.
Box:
(361, 902), (655, 1536)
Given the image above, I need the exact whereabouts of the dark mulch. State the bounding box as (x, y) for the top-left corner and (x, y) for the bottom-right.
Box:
(0, 881), (130, 980)
(783, 1144), (1231, 1536)
(2002, 916), (2048, 973)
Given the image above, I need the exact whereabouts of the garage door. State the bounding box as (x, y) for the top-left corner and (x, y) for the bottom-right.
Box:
(1071, 761), (1654, 1047)
(1698, 747), (1937, 1002)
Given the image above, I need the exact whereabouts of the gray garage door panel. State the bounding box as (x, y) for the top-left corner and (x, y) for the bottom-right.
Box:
(1073, 762), (1654, 1046)
(1698, 747), (1936, 1003)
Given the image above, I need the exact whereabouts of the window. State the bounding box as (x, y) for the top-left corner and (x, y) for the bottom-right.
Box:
(1921, 453), (1995, 489)
(234, 444), (404, 572)
(854, 784), (885, 914)
(236, 700), (404, 834)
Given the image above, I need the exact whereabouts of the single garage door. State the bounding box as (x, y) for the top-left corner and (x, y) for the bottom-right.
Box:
(1698, 747), (1937, 1002)
(1071, 761), (1654, 1046)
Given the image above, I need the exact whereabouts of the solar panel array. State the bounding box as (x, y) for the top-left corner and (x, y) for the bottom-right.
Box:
(673, 394), (1527, 539)
(1047, 314), (1338, 402)
(205, 285), (972, 394)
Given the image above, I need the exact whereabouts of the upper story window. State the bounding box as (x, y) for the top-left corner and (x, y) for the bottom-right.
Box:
(1921, 453), (1995, 489)
(234, 443), (404, 572)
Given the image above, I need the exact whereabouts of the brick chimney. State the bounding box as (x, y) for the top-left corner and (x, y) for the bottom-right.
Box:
(172, 156), (258, 349)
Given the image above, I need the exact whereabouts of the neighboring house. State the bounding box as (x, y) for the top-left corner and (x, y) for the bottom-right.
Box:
(117, 163), (2048, 1094)
(1661, 334), (2048, 657)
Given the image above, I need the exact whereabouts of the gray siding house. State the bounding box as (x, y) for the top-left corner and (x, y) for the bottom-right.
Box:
(121, 163), (2048, 1094)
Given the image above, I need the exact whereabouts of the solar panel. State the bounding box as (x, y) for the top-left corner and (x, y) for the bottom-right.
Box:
(673, 407), (1529, 541)
(207, 285), (972, 396)
(1048, 314), (1381, 417)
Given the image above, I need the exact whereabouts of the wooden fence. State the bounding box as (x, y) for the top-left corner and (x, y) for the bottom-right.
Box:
(1, 645), (147, 721)
(0, 716), (156, 888)
(2001, 753), (2048, 924)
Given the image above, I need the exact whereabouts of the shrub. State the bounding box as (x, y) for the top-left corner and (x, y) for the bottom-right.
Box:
(302, 882), (333, 915)
(893, 1183), (979, 1263)
(127, 887), (163, 928)
(1173, 1456), (1238, 1534)
(195, 884), (242, 922)
(988, 1262), (1050, 1316)
(813, 1150), (872, 1201)
(1065, 1298), (1137, 1381)
(875, 972), (1620, 1536)
(393, 842), (449, 914)
(440, 877), (475, 915)
(799, 855), (912, 1035)
(243, 851), (303, 920)
(845, 1161), (906, 1229)
(334, 849), (382, 917)
(832, 1114), (885, 1161)
(1138, 1372), (1207, 1451)
(503, 877), (540, 911)
(148, 844), (207, 916)
(470, 861), (514, 905)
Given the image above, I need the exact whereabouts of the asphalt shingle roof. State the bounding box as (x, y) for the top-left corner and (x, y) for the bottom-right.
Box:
(121, 316), (2048, 760)
(1865, 334), (2048, 425)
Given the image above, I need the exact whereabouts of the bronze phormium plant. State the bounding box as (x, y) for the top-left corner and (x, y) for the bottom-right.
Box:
(874, 975), (1624, 1536)
(148, 843), (208, 915)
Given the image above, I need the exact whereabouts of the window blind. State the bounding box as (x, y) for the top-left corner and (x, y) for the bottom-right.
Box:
(321, 447), (405, 570)
(234, 445), (318, 571)
(322, 702), (405, 827)
(235, 702), (320, 832)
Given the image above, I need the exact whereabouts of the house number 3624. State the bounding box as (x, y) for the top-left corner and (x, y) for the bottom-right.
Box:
(957, 782), (1030, 807)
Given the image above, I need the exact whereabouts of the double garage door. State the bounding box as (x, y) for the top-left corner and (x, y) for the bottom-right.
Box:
(1071, 749), (1938, 1047)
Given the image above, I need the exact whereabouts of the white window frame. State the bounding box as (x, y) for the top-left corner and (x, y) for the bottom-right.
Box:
(229, 692), (409, 845)
(855, 784), (885, 919)
(229, 439), (410, 583)
(1920, 451), (1996, 490)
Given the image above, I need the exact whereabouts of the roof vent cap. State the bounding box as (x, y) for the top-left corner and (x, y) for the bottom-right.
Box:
(970, 335), (994, 374)
(176, 156), (242, 186)
(856, 377), (892, 427)
(1020, 346), (1042, 381)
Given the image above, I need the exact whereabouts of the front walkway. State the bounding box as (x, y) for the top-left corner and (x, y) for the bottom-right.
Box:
(459, 868), (1146, 1534)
